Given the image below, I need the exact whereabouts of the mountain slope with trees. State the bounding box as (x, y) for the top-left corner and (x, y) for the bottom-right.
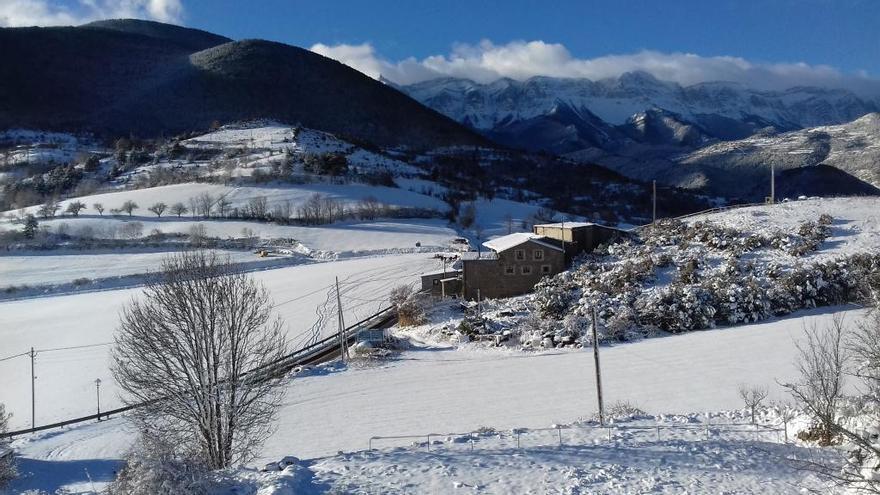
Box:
(0, 20), (482, 149)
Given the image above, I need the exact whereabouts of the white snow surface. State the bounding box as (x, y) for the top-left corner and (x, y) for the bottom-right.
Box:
(687, 197), (880, 261)
(6, 307), (855, 494)
(0, 253), (444, 430)
(482, 232), (563, 253)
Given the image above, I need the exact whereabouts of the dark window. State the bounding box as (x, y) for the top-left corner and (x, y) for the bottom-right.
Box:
(521, 265), (533, 275)
(541, 265), (552, 274)
(504, 265), (515, 275)
(534, 249), (544, 260)
(433, 279), (440, 286)
(515, 249), (525, 261)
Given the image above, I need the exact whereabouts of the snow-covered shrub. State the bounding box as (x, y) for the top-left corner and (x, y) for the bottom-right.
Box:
(606, 401), (648, 420)
(603, 305), (640, 342)
(534, 275), (575, 319)
(684, 221), (743, 251)
(676, 256), (700, 284)
(390, 285), (429, 327)
(635, 284), (716, 332)
(0, 403), (15, 489)
(704, 272), (771, 325)
(508, 313), (550, 348)
(848, 253), (880, 304)
(769, 217), (831, 256)
(107, 433), (209, 495)
(641, 218), (687, 247)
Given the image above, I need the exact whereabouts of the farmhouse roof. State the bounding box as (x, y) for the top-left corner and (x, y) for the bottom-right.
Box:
(533, 221), (595, 228)
(482, 233), (564, 253)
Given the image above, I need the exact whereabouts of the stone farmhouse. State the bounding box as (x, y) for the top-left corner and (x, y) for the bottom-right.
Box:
(449, 222), (631, 301)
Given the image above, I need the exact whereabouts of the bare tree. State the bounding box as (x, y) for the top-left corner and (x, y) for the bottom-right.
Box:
(780, 313), (880, 492)
(188, 223), (208, 247)
(195, 193), (215, 218)
(737, 384), (769, 424)
(65, 200), (86, 216)
(188, 196), (199, 219)
(215, 197), (232, 218)
(93, 202), (105, 216)
(120, 200), (139, 216)
(245, 196), (268, 219)
(356, 196), (384, 221)
(111, 252), (290, 469)
(783, 315), (849, 446)
(37, 198), (59, 218)
(169, 202), (188, 217)
(0, 403), (15, 488)
(147, 202), (167, 218)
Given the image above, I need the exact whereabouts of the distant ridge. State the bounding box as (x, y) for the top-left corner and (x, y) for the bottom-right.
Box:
(0, 19), (484, 148)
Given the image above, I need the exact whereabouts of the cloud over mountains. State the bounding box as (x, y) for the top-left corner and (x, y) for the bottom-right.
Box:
(312, 39), (880, 96)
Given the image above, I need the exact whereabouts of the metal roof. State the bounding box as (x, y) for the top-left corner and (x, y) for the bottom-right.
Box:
(482, 233), (565, 253)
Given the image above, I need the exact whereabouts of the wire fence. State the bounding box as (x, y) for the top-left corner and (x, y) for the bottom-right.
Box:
(367, 420), (790, 453)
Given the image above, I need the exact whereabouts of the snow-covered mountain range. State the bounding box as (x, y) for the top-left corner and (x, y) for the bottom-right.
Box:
(398, 73), (880, 200)
(400, 72), (878, 141)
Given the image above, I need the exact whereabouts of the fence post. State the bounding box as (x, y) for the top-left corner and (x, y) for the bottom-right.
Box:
(369, 437), (373, 450)
(516, 432), (521, 449)
(783, 417), (788, 443)
(427, 434), (431, 451)
(656, 426), (660, 441)
(557, 426), (562, 446)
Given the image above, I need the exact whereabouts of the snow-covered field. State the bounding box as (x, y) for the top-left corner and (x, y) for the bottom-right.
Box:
(0, 249), (264, 288)
(6, 307), (857, 494)
(0, 253), (444, 430)
(4, 195), (880, 493)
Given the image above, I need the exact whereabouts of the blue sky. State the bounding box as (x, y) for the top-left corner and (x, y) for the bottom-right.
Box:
(3, 0), (879, 91)
(183, 0), (878, 75)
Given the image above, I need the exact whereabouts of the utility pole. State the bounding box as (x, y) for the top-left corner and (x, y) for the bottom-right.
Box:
(477, 288), (482, 317)
(335, 277), (349, 362)
(95, 378), (102, 421)
(561, 218), (566, 258)
(770, 164), (775, 204)
(652, 180), (657, 224)
(29, 347), (36, 429)
(591, 307), (604, 425)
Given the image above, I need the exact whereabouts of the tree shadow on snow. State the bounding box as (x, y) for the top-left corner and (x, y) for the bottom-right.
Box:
(8, 456), (123, 494)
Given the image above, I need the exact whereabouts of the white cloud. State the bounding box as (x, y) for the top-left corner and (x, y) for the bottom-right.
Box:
(0, 0), (184, 27)
(310, 39), (880, 96)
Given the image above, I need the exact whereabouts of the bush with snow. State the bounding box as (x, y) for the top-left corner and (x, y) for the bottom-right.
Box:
(442, 211), (880, 351)
(107, 433), (209, 495)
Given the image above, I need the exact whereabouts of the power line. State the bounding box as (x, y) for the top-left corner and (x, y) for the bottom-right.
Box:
(0, 351), (29, 362)
(36, 342), (114, 353)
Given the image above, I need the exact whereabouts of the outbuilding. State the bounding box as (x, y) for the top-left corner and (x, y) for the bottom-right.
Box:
(533, 222), (630, 260)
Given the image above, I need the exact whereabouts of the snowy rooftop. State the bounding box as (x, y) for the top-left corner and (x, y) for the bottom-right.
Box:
(421, 268), (463, 277)
(533, 221), (595, 228)
(461, 251), (498, 261)
(482, 233), (564, 253)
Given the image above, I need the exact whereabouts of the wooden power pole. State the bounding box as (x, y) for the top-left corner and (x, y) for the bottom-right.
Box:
(591, 307), (604, 425)
(770, 164), (775, 204)
(335, 277), (349, 362)
(652, 180), (657, 224)
(29, 347), (36, 429)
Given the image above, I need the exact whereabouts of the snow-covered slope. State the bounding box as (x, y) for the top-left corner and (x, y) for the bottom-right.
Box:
(7, 307), (854, 493)
(675, 112), (880, 194)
